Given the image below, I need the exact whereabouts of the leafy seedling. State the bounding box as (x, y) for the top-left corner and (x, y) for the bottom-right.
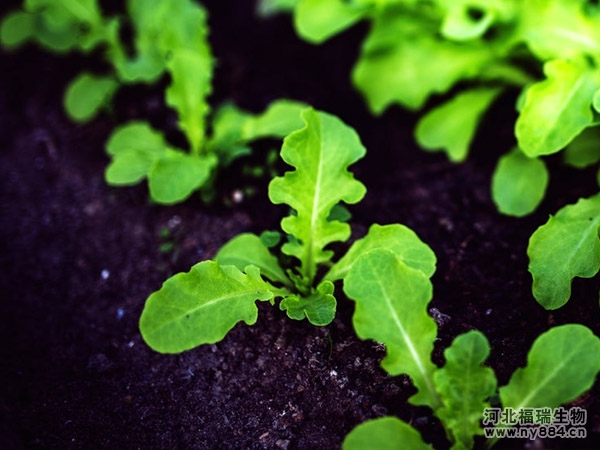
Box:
(342, 248), (600, 450)
(280, 0), (600, 217)
(139, 108), (436, 353)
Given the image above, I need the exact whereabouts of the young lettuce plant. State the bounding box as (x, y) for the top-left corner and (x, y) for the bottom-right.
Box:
(105, 99), (308, 204)
(0, 0), (214, 123)
(342, 248), (600, 450)
(139, 108), (436, 353)
(274, 0), (600, 218)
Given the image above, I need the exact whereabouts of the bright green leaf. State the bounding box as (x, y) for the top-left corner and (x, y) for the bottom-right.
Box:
(166, 49), (213, 153)
(0, 11), (34, 48)
(294, 0), (366, 44)
(352, 9), (494, 112)
(105, 122), (167, 185)
(528, 193), (600, 309)
(206, 103), (252, 166)
(64, 72), (118, 122)
(415, 87), (502, 162)
(500, 324), (600, 415)
(242, 99), (308, 141)
(343, 249), (440, 409)
(434, 331), (497, 450)
(516, 59), (600, 157)
(269, 108), (366, 283)
(148, 150), (217, 204)
(215, 233), (292, 287)
(343, 417), (433, 450)
(326, 223), (436, 282)
(564, 126), (600, 168)
(279, 280), (336, 325)
(491, 148), (549, 217)
(140, 262), (275, 353)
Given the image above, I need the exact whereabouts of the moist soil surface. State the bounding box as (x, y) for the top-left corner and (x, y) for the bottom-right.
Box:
(1, 1), (600, 449)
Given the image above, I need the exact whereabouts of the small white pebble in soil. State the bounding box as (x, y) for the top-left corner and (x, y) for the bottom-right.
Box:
(116, 308), (125, 320)
(127, 341), (135, 348)
(168, 215), (181, 229)
(231, 189), (244, 204)
(101, 269), (110, 280)
(485, 308), (493, 316)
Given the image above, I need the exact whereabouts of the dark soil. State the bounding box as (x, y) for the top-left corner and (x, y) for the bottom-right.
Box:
(1, 1), (599, 449)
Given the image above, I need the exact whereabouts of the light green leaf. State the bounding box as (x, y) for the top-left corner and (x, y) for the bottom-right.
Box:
(140, 262), (275, 353)
(343, 249), (440, 409)
(564, 126), (600, 168)
(0, 11), (34, 48)
(491, 148), (549, 217)
(242, 100), (308, 141)
(294, 0), (366, 44)
(105, 122), (167, 185)
(352, 9), (494, 112)
(516, 59), (600, 157)
(415, 87), (502, 162)
(439, 0), (500, 41)
(434, 331), (497, 450)
(215, 233), (292, 287)
(64, 72), (118, 122)
(326, 223), (436, 282)
(528, 193), (600, 309)
(206, 103), (252, 166)
(518, 0), (600, 61)
(279, 280), (336, 325)
(166, 49), (213, 153)
(148, 150), (217, 204)
(500, 324), (600, 414)
(343, 417), (433, 450)
(269, 109), (366, 283)
(257, 0), (300, 17)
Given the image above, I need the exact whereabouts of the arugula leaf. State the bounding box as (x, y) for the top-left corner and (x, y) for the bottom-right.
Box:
(415, 87), (502, 162)
(147, 150), (217, 204)
(343, 417), (433, 450)
(269, 108), (366, 285)
(139, 262), (276, 353)
(326, 223), (436, 282)
(528, 193), (600, 309)
(166, 50), (213, 154)
(352, 7), (494, 112)
(105, 122), (167, 185)
(343, 248), (440, 409)
(499, 324), (600, 415)
(279, 280), (336, 326)
(516, 59), (600, 157)
(0, 11), (34, 48)
(434, 331), (497, 450)
(63, 72), (118, 122)
(215, 233), (292, 287)
(294, 0), (367, 44)
(491, 148), (549, 217)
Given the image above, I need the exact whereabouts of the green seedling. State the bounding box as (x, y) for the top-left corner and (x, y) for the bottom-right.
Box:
(342, 248), (600, 450)
(275, 0), (600, 218)
(139, 108), (436, 353)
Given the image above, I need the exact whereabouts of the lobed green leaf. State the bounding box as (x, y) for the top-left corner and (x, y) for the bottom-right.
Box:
(326, 223), (436, 282)
(516, 59), (600, 157)
(491, 148), (549, 217)
(343, 249), (440, 409)
(528, 193), (600, 309)
(279, 280), (336, 325)
(564, 126), (600, 168)
(140, 262), (275, 353)
(352, 8), (494, 112)
(434, 331), (497, 450)
(241, 99), (308, 141)
(343, 417), (433, 450)
(269, 108), (366, 284)
(499, 324), (600, 416)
